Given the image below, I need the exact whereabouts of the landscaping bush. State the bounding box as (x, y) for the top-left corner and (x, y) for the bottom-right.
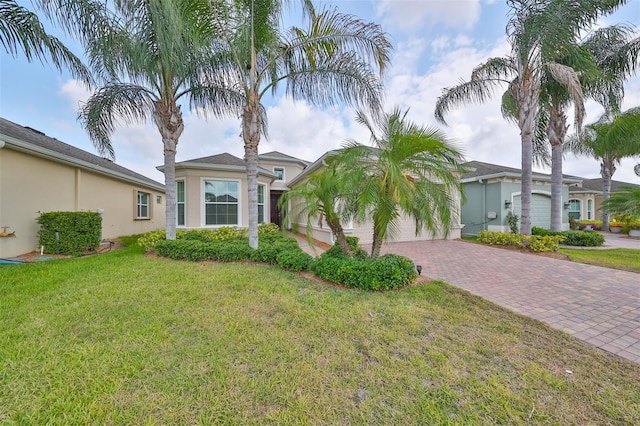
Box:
(276, 250), (313, 271)
(478, 231), (565, 252)
(310, 252), (417, 291)
(154, 239), (253, 262)
(323, 236), (369, 259)
(250, 241), (298, 264)
(37, 211), (102, 255)
(258, 222), (280, 234)
(138, 229), (168, 251)
(562, 231), (605, 247)
(532, 227), (605, 247)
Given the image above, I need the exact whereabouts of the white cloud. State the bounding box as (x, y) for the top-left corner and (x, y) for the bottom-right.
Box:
(376, 0), (482, 34)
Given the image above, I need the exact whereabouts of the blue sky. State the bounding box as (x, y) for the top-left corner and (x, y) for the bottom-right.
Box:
(2, 0), (639, 184)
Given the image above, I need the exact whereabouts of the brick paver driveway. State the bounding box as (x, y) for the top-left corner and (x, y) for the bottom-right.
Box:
(379, 240), (640, 364)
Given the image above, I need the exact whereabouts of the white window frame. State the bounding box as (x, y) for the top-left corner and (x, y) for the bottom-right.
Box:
(587, 198), (593, 220)
(273, 167), (285, 182)
(568, 199), (581, 220)
(258, 184), (265, 224)
(176, 179), (186, 227)
(202, 178), (241, 227)
(136, 190), (151, 220)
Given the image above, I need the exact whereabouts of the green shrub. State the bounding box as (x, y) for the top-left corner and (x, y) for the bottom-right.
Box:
(37, 211), (102, 255)
(154, 239), (253, 262)
(310, 253), (417, 291)
(277, 250), (313, 271)
(323, 236), (369, 259)
(562, 231), (605, 247)
(138, 229), (167, 251)
(478, 231), (565, 252)
(210, 226), (245, 241)
(506, 211), (519, 234)
(528, 235), (566, 252)
(478, 230), (524, 247)
(250, 241), (296, 264)
(258, 222), (280, 234)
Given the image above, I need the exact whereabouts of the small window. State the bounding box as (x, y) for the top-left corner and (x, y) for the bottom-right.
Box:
(258, 184), (265, 223)
(137, 191), (150, 219)
(177, 180), (185, 227)
(273, 167), (284, 181)
(587, 199), (593, 220)
(156, 195), (162, 204)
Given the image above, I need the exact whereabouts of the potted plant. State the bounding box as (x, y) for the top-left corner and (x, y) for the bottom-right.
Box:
(602, 187), (640, 237)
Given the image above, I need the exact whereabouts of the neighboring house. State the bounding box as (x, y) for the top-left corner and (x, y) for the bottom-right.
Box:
(0, 117), (165, 259)
(168, 149), (463, 245)
(460, 161), (581, 235)
(568, 178), (640, 221)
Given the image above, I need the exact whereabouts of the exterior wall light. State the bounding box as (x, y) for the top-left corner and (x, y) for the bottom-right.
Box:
(504, 200), (512, 209)
(563, 202), (570, 209)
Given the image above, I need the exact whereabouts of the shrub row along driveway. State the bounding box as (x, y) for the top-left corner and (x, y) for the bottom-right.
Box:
(379, 240), (640, 364)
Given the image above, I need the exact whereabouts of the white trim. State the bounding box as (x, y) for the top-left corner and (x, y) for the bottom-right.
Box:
(176, 179), (186, 227)
(201, 178), (242, 227)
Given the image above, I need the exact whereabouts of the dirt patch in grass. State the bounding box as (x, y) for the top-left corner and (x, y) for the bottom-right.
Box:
(15, 240), (125, 263)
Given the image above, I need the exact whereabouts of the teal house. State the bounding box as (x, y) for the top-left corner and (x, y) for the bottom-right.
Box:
(460, 161), (581, 235)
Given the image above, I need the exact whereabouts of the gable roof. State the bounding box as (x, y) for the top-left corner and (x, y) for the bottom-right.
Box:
(0, 117), (164, 191)
(165, 152), (276, 178)
(258, 151), (310, 166)
(569, 178), (640, 194)
(461, 160), (582, 184)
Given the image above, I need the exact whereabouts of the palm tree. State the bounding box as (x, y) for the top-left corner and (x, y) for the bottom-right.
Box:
(278, 158), (357, 256)
(76, 0), (244, 240)
(601, 186), (640, 219)
(565, 107), (640, 230)
(0, 0), (90, 82)
(337, 107), (464, 259)
(435, 0), (629, 235)
(211, 1), (391, 249)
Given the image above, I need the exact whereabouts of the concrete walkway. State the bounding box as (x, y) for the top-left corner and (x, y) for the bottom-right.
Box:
(378, 239), (640, 364)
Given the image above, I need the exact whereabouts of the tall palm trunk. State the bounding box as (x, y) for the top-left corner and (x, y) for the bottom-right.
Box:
(154, 100), (184, 240)
(516, 72), (539, 235)
(600, 155), (615, 230)
(548, 104), (568, 231)
(243, 93), (261, 249)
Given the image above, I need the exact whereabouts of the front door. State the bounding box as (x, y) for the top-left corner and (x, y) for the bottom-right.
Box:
(270, 192), (283, 229)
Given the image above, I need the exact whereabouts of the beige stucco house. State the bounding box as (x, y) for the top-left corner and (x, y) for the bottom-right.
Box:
(0, 117), (165, 259)
(168, 149), (463, 246)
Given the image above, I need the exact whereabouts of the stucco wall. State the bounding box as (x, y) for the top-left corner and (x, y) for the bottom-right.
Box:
(0, 148), (165, 258)
(258, 159), (306, 191)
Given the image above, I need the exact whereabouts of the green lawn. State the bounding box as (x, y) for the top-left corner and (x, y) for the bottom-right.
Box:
(559, 248), (640, 273)
(1, 241), (639, 424)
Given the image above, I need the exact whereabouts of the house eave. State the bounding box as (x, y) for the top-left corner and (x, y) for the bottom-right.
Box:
(258, 154), (309, 167)
(160, 162), (277, 181)
(1, 135), (165, 192)
(462, 172), (582, 185)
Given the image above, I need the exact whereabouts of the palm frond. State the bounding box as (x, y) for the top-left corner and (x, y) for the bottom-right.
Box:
(0, 0), (91, 83)
(78, 83), (156, 159)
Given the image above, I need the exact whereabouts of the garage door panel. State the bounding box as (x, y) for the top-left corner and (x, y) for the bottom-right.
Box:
(513, 194), (551, 229)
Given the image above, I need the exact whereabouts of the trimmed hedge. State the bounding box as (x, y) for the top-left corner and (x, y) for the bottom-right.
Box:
(154, 239), (253, 262)
(37, 211), (101, 255)
(276, 250), (313, 271)
(531, 227), (605, 247)
(478, 231), (566, 252)
(311, 253), (417, 291)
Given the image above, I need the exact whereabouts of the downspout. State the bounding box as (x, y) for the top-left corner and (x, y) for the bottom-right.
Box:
(479, 178), (486, 231)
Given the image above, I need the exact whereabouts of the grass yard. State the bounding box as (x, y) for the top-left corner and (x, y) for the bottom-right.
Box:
(1, 241), (639, 424)
(559, 248), (640, 273)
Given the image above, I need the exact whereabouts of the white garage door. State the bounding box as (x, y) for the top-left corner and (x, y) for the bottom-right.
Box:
(513, 194), (551, 230)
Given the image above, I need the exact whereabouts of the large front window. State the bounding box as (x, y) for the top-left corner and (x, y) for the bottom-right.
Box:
(568, 199), (581, 220)
(177, 180), (185, 226)
(204, 180), (239, 225)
